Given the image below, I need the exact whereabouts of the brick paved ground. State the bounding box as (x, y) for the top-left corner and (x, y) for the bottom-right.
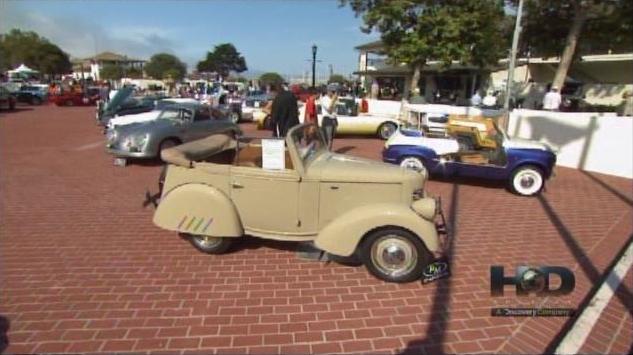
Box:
(1, 104), (632, 354)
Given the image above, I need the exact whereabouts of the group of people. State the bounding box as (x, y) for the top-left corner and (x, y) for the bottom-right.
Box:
(262, 83), (339, 149)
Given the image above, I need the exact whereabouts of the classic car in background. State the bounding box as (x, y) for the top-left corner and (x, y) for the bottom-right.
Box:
(51, 89), (100, 107)
(106, 102), (240, 164)
(97, 87), (167, 125)
(14, 85), (48, 105)
(401, 104), (503, 137)
(241, 93), (272, 121)
(106, 98), (199, 129)
(383, 115), (557, 196)
(255, 97), (400, 140)
(154, 123), (448, 283)
(0, 86), (17, 111)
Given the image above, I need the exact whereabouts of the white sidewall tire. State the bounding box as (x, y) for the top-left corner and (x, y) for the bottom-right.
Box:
(400, 156), (425, 172)
(511, 166), (544, 196)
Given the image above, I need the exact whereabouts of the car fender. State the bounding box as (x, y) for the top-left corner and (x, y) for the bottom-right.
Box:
(153, 183), (243, 237)
(314, 203), (439, 257)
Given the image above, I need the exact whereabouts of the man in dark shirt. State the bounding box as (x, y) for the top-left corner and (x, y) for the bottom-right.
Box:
(270, 83), (299, 137)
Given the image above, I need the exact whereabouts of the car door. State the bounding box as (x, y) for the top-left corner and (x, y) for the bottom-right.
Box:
(229, 165), (301, 234)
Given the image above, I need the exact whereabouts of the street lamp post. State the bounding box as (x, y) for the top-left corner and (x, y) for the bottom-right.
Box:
(311, 44), (317, 88)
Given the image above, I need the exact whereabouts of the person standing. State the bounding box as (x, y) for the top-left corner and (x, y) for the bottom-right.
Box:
(270, 83), (299, 137)
(542, 86), (562, 111)
(304, 90), (318, 125)
(320, 87), (338, 149)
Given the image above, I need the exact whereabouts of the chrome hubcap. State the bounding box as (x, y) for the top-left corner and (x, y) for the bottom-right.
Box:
(381, 125), (395, 138)
(194, 235), (222, 248)
(401, 158), (423, 171)
(371, 235), (417, 277)
(520, 175), (535, 188)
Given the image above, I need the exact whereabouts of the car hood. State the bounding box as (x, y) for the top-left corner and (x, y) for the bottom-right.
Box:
(114, 119), (178, 136)
(315, 153), (409, 183)
(102, 87), (134, 114)
(503, 137), (553, 151)
(109, 110), (161, 128)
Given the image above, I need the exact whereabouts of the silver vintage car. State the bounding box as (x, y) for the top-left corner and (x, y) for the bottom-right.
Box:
(106, 102), (240, 163)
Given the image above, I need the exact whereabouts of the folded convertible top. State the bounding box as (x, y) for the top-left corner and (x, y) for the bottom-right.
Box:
(160, 133), (237, 167)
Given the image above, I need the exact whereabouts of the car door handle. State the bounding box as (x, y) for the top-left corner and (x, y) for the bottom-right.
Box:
(330, 186), (339, 190)
(231, 181), (244, 189)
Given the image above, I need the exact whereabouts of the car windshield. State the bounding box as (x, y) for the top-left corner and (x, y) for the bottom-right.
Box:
(289, 123), (327, 167)
(158, 107), (192, 121)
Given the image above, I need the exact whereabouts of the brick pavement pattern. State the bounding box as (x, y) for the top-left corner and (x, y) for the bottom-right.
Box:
(1, 105), (632, 354)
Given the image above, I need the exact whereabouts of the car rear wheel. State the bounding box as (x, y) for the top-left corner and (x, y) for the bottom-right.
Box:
(378, 122), (397, 140)
(186, 234), (233, 254)
(31, 97), (42, 105)
(400, 156), (426, 172)
(361, 228), (431, 283)
(510, 165), (544, 196)
(262, 117), (271, 131)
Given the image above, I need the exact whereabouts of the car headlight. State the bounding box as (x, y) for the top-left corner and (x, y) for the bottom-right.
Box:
(123, 134), (149, 151)
(106, 129), (117, 142)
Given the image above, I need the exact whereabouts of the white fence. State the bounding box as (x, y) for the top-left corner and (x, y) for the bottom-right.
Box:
(508, 109), (633, 179)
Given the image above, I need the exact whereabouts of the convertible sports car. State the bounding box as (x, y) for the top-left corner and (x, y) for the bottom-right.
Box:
(383, 116), (557, 196)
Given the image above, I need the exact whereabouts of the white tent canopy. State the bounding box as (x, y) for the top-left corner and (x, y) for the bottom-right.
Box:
(7, 64), (39, 74)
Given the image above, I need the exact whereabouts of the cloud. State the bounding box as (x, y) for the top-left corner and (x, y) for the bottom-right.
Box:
(0, 5), (181, 61)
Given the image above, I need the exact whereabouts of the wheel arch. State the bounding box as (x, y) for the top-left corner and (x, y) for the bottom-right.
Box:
(314, 203), (439, 257)
(153, 183), (243, 237)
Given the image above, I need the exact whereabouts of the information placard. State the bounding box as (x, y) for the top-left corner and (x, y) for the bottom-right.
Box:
(261, 139), (285, 170)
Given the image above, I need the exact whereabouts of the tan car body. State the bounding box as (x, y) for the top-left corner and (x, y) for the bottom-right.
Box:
(153, 124), (443, 281)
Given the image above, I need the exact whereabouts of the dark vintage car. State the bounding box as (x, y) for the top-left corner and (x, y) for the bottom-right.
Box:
(15, 85), (48, 105)
(0, 86), (17, 111)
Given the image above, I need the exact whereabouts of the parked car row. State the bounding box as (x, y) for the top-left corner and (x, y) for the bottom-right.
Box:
(97, 88), (241, 165)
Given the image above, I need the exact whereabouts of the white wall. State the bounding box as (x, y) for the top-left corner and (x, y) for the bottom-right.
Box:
(508, 109), (633, 179)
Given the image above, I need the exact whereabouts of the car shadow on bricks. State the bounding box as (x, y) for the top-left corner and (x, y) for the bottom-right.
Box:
(580, 171), (633, 207)
(399, 183), (460, 355)
(538, 195), (633, 353)
(0, 315), (9, 353)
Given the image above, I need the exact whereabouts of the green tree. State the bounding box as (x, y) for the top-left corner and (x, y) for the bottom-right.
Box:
(100, 64), (124, 81)
(0, 28), (71, 75)
(328, 74), (349, 84)
(258, 72), (284, 87)
(197, 43), (247, 79)
(341, 0), (507, 92)
(144, 53), (187, 80)
(514, 0), (633, 90)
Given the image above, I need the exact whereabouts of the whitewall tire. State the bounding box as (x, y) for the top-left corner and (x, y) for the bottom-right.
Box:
(400, 156), (425, 172)
(510, 165), (544, 196)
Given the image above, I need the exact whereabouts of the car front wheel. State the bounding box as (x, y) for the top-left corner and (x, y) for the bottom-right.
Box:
(361, 228), (430, 283)
(378, 122), (397, 140)
(400, 156), (425, 172)
(186, 234), (233, 254)
(510, 165), (544, 196)
(229, 111), (240, 124)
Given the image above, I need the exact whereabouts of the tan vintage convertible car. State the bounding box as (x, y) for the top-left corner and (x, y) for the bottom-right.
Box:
(153, 123), (448, 283)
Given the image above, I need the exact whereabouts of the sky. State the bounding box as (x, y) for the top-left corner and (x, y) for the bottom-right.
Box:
(0, 0), (379, 78)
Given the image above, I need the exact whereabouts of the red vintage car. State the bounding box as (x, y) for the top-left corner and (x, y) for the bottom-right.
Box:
(51, 88), (100, 106)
